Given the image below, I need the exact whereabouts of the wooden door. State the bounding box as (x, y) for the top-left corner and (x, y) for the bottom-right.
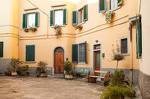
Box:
(94, 51), (100, 70)
(54, 48), (64, 74)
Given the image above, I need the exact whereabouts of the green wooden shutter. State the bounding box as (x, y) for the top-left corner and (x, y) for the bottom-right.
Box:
(84, 5), (88, 21)
(0, 42), (3, 57)
(136, 18), (142, 58)
(63, 9), (67, 25)
(72, 11), (78, 25)
(50, 10), (54, 26)
(35, 12), (39, 27)
(22, 14), (27, 29)
(118, 0), (121, 3)
(26, 45), (35, 61)
(72, 44), (78, 63)
(84, 42), (87, 63)
(99, 0), (105, 12)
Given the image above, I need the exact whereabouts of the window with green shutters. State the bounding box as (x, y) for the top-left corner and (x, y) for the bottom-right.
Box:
(22, 12), (39, 29)
(72, 44), (78, 63)
(121, 38), (128, 54)
(136, 17), (142, 59)
(83, 5), (88, 21)
(72, 11), (78, 25)
(26, 45), (35, 61)
(99, 0), (106, 12)
(50, 9), (67, 26)
(72, 5), (88, 25)
(72, 42), (87, 64)
(0, 42), (3, 58)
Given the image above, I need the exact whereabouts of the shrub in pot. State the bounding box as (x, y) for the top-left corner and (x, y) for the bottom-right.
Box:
(101, 70), (136, 99)
(64, 59), (73, 80)
(36, 61), (48, 77)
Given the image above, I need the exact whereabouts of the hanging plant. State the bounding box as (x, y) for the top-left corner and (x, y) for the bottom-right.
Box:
(29, 27), (37, 32)
(105, 11), (115, 23)
(118, 0), (123, 6)
(54, 25), (62, 37)
(74, 25), (83, 31)
(24, 27), (37, 32)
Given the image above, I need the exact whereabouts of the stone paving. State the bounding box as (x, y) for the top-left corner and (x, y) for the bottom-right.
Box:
(0, 76), (104, 99)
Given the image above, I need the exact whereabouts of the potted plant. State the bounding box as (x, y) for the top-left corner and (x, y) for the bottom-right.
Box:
(54, 25), (62, 37)
(36, 61), (48, 77)
(101, 70), (136, 99)
(24, 28), (29, 32)
(10, 58), (22, 76)
(64, 58), (73, 80)
(75, 25), (83, 31)
(105, 11), (115, 23)
(30, 27), (37, 32)
(113, 53), (124, 69)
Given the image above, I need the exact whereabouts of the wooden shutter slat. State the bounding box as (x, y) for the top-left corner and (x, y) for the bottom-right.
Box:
(72, 44), (78, 63)
(0, 42), (3, 57)
(35, 12), (39, 27)
(99, 0), (105, 12)
(26, 45), (35, 61)
(63, 9), (67, 25)
(72, 11), (78, 25)
(50, 10), (54, 26)
(84, 5), (88, 21)
(22, 14), (27, 29)
(136, 17), (142, 58)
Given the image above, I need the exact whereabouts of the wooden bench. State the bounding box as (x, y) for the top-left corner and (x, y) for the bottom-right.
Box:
(88, 71), (109, 83)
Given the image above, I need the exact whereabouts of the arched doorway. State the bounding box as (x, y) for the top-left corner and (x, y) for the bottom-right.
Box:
(54, 47), (64, 74)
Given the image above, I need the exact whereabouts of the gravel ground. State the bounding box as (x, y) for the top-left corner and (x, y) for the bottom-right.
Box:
(0, 76), (104, 99)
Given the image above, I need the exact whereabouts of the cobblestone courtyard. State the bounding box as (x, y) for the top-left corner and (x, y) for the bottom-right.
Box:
(0, 76), (103, 99)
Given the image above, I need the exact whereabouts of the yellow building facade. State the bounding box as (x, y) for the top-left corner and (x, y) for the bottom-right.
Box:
(1, 1), (149, 97)
(0, 0), (141, 76)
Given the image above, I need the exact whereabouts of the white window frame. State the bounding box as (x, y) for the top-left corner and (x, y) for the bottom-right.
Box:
(54, 9), (64, 26)
(110, 0), (119, 11)
(78, 7), (84, 24)
(27, 13), (36, 28)
(120, 38), (129, 55)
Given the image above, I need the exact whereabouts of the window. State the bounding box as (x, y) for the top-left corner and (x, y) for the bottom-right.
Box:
(22, 12), (39, 29)
(110, 0), (118, 10)
(121, 38), (128, 54)
(136, 17), (142, 58)
(72, 5), (88, 25)
(72, 42), (87, 63)
(27, 13), (36, 28)
(99, 0), (106, 12)
(26, 45), (35, 61)
(0, 42), (3, 57)
(78, 43), (86, 63)
(50, 9), (67, 26)
(78, 8), (84, 24)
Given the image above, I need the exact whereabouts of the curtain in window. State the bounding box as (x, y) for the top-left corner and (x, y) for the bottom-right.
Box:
(55, 10), (64, 26)
(27, 13), (36, 28)
(111, 0), (118, 10)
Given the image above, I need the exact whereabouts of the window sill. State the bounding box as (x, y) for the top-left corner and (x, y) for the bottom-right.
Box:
(77, 62), (86, 65)
(51, 25), (66, 28)
(121, 53), (130, 56)
(25, 61), (36, 64)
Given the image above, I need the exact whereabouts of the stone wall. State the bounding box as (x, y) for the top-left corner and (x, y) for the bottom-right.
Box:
(0, 59), (11, 74)
(139, 72), (150, 99)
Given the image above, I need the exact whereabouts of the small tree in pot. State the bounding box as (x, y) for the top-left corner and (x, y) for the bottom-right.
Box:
(36, 61), (48, 77)
(64, 58), (73, 80)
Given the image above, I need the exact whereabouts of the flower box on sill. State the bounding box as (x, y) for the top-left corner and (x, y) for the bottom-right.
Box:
(24, 27), (37, 32)
(54, 25), (62, 37)
(74, 25), (83, 31)
(105, 11), (115, 23)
